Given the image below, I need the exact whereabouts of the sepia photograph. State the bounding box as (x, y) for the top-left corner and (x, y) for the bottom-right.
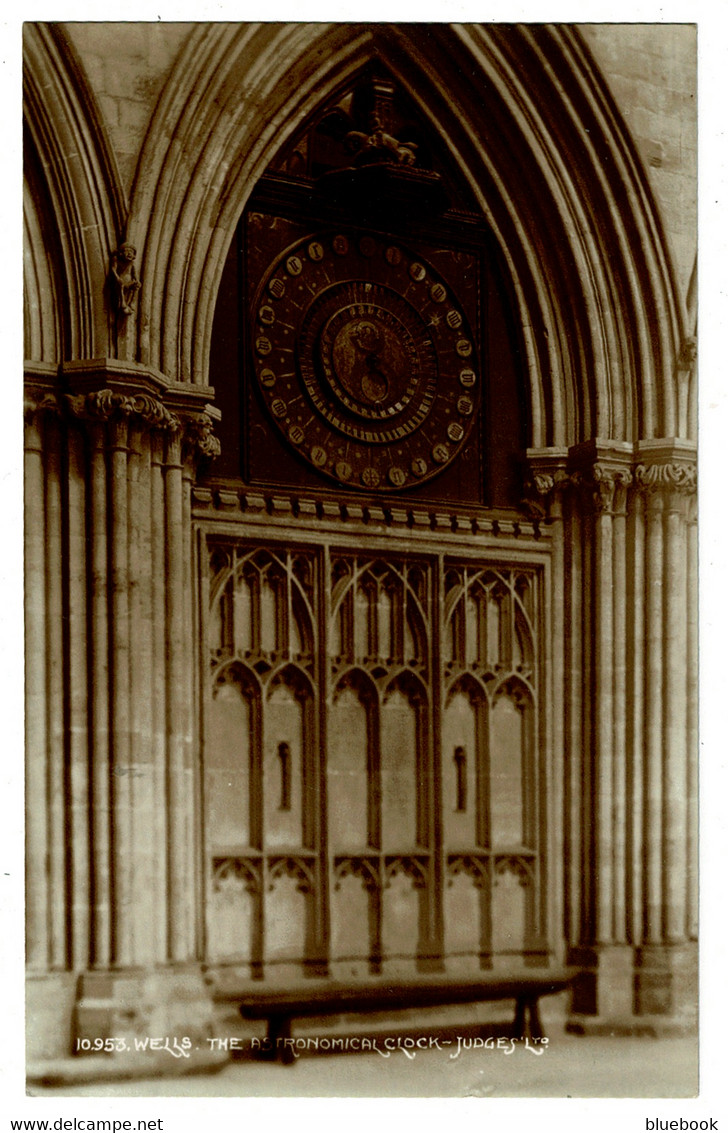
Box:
(18, 11), (707, 1111)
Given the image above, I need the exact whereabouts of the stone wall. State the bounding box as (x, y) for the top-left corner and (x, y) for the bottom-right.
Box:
(63, 23), (194, 199)
(61, 22), (697, 311)
(580, 24), (697, 309)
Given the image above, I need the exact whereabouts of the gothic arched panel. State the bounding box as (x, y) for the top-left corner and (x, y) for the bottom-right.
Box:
(206, 675), (254, 848)
(490, 694), (526, 848)
(444, 869), (483, 972)
(330, 867), (377, 978)
(264, 680), (308, 849)
(207, 859), (258, 963)
(328, 680), (376, 851)
(380, 686), (421, 851)
(382, 865), (421, 972)
(442, 685), (486, 850)
(264, 865), (310, 967)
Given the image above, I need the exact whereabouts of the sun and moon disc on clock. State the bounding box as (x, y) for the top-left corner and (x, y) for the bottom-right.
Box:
(251, 231), (480, 492)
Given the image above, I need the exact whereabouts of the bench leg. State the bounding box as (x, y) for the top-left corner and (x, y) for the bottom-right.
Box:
(526, 998), (544, 1040)
(513, 996), (544, 1040)
(268, 1015), (294, 1064)
(249, 1015), (293, 1063)
(513, 996), (526, 1038)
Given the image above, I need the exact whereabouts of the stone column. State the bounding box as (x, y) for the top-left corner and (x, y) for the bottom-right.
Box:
(562, 439), (697, 1033)
(565, 444), (635, 1027)
(642, 482), (665, 947)
(24, 381), (78, 1059)
(626, 488), (646, 949)
(88, 421), (112, 968)
(24, 389), (54, 972)
(108, 411), (134, 965)
(633, 444), (697, 1024)
(611, 468), (630, 946)
(685, 489), (698, 941)
(67, 421), (91, 971)
(44, 408), (67, 973)
(24, 364), (224, 1066)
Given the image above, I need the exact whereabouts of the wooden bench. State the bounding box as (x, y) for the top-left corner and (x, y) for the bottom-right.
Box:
(213, 971), (573, 1064)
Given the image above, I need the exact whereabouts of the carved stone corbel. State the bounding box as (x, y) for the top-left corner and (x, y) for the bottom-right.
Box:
(521, 449), (570, 519)
(181, 411), (222, 466)
(677, 336), (697, 372)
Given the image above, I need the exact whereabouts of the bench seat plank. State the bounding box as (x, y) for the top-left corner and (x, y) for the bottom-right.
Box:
(209, 970), (573, 1063)
(231, 973), (571, 1018)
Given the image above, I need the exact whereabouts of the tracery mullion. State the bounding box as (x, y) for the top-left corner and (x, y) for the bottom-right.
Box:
(319, 551), (330, 971)
(278, 560), (291, 658)
(300, 682), (315, 852)
(321, 544), (334, 972)
(480, 859), (493, 966)
(249, 567), (261, 657)
(390, 578), (403, 664)
(365, 575), (378, 661)
(367, 692), (382, 851)
(242, 872), (261, 976)
(310, 550), (328, 971)
(521, 694), (540, 956)
(249, 684), (264, 852)
(522, 694), (537, 850)
(370, 862), (383, 973)
(536, 565), (549, 954)
(476, 584), (488, 668)
(498, 582), (513, 671)
(341, 588), (354, 660)
(430, 553), (444, 965)
(475, 692), (490, 850)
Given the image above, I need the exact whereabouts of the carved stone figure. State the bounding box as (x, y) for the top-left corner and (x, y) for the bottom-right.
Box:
(110, 242), (142, 317)
(344, 115), (418, 167)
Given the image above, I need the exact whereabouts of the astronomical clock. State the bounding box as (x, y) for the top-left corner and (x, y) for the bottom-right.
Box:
(249, 225), (481, 495)
(209, 70), (524, 507)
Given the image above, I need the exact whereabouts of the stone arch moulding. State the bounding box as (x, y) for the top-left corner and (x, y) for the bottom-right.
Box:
(23, 24), (127, 363)
(127, 22), (689, 448)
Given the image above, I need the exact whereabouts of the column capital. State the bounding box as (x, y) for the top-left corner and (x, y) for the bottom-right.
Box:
(58, 358), (214, 414)
(567, 441), (633, 516)
(24, 361), (221, 466)
(66, 388), (180, 432)
(525, 438), (698, 516)
(24, 364), (62, 426)
(634, 439), (697, 497)
(24, 387), (61, 426)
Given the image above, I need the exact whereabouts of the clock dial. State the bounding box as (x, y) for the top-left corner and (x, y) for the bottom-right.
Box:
(251, 231), (480, 491)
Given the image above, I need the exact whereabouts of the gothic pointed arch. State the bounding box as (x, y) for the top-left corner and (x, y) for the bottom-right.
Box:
(23, 22), (698, 1056)
(129, 22), (688, 447)
(23, 24), (126, 362)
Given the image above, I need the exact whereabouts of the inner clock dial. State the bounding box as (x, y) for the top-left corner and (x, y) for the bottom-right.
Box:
(299, 281), (438, 443)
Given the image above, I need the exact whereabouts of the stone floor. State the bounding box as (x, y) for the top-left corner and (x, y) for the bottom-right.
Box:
(29, 1030), (698, 1099)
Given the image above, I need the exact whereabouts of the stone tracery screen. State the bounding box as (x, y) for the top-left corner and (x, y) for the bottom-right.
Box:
(204, 540), (547, 978)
